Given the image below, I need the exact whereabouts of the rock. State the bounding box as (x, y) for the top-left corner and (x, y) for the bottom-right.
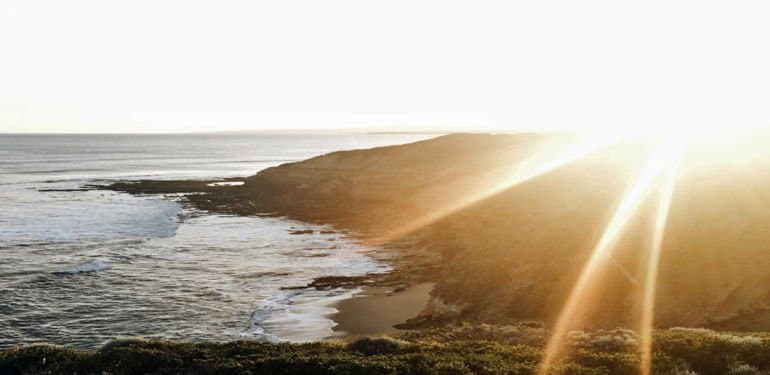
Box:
(306, 275), (370, 290)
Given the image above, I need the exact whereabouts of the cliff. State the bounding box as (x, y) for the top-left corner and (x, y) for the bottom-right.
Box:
(111, 133), (770, 331)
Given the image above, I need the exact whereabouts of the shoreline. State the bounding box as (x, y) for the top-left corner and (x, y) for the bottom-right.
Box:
(95, 178), (444, 341)
(328, 283), (434, 339)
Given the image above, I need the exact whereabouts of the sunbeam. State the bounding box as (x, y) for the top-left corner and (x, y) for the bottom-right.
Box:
(369, 135), (622, 246)
(639, 142), (685, 375)
(538, 140), (679, 374)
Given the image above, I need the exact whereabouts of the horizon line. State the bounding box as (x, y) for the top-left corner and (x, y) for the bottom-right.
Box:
(0, 128), (455, 136)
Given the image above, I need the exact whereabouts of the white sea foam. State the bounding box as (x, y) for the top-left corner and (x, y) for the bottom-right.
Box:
(0, 133), (426, 349)
(207, 181), (244, 187)
(265, 288), (362, 342)
(0, 189), (181, 244)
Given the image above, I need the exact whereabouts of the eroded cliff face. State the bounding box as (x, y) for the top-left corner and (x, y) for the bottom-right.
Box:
(199, 133), (770, 330)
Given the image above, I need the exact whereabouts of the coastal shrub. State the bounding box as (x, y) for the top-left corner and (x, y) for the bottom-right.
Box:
(649, 353), (697, 375)
(655, 329), (770, 374)
(568, 349), (639, 375)
(726, 362), (761, 375)
(399, 322), (548, 346)
(664, 370), (699, 375)
(567, 328), (638, 352)
(6, 329), (770, 374)
(0, 344), (92, 374)
(347, 337), (407, 355)
(549, 363), (607, 375)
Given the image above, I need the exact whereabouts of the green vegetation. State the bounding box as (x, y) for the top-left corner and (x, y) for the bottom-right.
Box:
(3, 326), (770, 374)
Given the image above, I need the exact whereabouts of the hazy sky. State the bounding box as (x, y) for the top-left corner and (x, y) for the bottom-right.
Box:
(2, 1), (770, 133)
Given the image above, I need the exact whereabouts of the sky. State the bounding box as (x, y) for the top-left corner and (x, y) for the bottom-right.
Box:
(1, 1), (770, 134)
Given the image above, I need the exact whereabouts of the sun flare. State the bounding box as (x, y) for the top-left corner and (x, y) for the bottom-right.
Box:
(639, 141), (685, 375)
(7, 0), (770, 372)
(532, 127), (770, 372)
(360, 124), (770, 373)
(366, 126), (770, 375)
(537, 139), (684, 373)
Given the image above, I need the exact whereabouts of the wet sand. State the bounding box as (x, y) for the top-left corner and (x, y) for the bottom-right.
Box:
(330, 283), (434, 337)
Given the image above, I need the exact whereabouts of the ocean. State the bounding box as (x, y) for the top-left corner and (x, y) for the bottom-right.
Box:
(0, 133), (432, 348)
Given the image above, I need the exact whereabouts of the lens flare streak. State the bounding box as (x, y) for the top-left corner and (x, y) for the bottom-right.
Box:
(371, 136), (621, 245)
(639, 143), (684, 375)
(538, 141), (679, 373)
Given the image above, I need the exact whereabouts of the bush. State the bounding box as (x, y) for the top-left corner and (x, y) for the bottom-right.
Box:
(2, 327), (770, 374)
(727, 362), (760, 375)
(347, 337), (407, 355)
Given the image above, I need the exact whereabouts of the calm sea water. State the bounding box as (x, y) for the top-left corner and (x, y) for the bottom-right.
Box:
(0, 133), (431, 348)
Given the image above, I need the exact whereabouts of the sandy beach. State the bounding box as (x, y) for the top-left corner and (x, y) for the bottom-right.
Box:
(330, 283), (434, 338)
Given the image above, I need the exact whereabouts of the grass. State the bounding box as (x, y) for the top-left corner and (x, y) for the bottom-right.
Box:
(3, 325), (770, 374)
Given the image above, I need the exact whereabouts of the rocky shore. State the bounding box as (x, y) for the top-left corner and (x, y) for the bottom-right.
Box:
(98, 133), (770, 332)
